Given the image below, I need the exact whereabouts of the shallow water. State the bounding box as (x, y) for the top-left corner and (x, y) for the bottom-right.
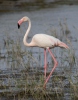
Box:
(0, 5), (78, 67)
(0, 4), (78, 100)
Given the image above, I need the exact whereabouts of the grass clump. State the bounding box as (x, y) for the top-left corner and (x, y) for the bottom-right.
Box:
(0, 22), (78, 100)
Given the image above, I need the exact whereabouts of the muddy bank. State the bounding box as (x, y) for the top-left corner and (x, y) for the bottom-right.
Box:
(0, 0), (78, 12)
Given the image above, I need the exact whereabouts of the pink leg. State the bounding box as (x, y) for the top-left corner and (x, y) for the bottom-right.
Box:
(43, 48), (58, 88)
(44, 49), (47, 80)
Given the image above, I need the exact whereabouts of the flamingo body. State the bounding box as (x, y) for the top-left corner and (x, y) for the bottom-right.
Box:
(32, 34), (61, 48)
(17, 16), (69, 88)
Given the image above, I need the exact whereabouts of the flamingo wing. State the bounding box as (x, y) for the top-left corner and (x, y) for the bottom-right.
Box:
(32, 34), (60, 48)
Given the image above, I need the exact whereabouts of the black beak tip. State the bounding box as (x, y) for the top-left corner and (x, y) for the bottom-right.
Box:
(17, 23), (20, 29)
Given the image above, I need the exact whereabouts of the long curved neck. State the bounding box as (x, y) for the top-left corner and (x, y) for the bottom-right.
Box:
(23, 18), (31, 46)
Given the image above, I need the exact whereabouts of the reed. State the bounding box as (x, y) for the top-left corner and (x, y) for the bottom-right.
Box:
(0, 23), (78, 100)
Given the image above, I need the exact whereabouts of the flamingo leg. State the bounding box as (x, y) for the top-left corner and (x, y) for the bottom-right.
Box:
(44, 49), (47, 80)
(43, 48), (58, 88)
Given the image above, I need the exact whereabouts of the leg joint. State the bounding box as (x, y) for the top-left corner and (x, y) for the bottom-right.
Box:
(55, 61), (58, 66)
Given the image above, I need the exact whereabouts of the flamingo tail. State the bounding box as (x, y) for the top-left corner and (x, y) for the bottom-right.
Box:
(59, 42), (69, 49)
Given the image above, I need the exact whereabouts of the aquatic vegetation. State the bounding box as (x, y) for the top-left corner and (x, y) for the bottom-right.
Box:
(0, 23), (78, 100)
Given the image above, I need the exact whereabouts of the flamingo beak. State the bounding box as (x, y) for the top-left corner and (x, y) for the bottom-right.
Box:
(17, 23), (20, 29)
(17, 19), (23, 29)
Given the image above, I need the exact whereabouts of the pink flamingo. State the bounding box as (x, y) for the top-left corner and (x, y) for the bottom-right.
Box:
(17, 16), (69, 88)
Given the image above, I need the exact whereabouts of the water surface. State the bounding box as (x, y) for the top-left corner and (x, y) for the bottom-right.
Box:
(0, 4), (78, 100)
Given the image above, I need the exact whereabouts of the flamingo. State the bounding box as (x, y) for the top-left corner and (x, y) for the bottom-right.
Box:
(17, 16), (69, 88)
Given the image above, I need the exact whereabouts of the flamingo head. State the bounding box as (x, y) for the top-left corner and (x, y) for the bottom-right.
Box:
(17, 16), (29, 29)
